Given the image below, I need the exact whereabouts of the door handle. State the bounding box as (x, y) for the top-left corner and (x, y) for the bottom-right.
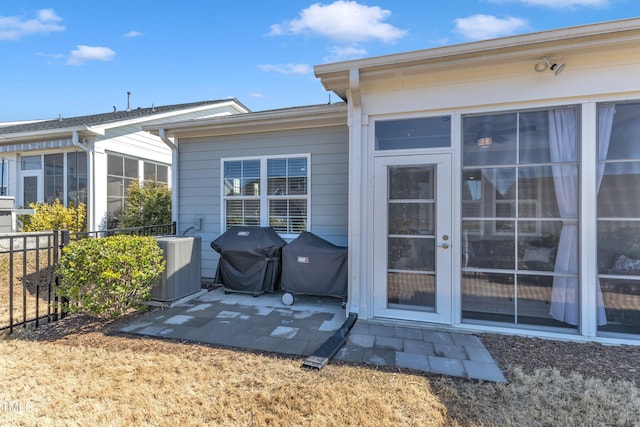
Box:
(437, 242), (450, 249)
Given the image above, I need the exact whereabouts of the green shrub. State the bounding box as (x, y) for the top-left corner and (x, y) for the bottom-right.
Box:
(116, 181), (172, 228)
(19, 199), (86, 232)
(56, 235), (166, 318)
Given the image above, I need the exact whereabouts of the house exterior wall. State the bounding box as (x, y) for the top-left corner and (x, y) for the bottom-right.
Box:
(98, 127), (171, 163)
(88, 103), (246, 229)
(177, 124), (349, 279)
(92, 127), (172, 228)
(345, 35), (640, 343)
(0, 101), (247, 230)
(358, 49), (640, 116)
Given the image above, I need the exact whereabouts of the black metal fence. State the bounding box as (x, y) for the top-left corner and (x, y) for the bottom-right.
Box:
(0, 231), (63, 334)
(0, 223), (175, 334)
(70, 222), (176, 241)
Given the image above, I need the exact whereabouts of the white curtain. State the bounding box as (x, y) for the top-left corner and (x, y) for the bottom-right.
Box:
(593, 104), (616, 326)
(548, 107), (610, 326)
(548, 108), (580, 325)
(597, 105), (615, 189)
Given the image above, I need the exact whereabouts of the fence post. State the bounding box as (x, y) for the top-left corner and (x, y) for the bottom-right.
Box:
(8, 236), (14, 334)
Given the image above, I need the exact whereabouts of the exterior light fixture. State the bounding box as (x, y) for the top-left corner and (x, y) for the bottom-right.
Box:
(535, 58), (565, 75)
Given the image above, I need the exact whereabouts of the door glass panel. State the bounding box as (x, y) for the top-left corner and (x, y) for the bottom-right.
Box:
(388, 203), (434, 235)
(388, 272), (435, 308)
(389, 166), (434, 199)
(388, 237), (435, 271)
(387, 164), (436, 311)
(23, 176), (38, 206)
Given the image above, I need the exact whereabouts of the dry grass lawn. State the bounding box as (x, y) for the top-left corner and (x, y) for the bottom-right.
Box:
(0, 250), (56, 329)
(1, 318), (639, 427)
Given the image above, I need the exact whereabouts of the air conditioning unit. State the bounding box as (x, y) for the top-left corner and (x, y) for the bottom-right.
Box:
(153, 236), (201, 302)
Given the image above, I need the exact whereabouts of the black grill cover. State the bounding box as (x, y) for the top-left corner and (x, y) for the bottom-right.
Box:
(211, 226), (287, 294)
(281, 232), (348, 298)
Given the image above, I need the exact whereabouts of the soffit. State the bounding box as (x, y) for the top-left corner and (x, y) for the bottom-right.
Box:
(315, 18), (640, 100)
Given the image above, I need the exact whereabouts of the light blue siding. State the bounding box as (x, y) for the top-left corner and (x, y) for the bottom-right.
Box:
(178, 125), (349, 279)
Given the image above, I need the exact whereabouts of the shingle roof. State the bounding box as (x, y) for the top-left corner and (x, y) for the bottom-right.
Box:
(0, 99), (247, 135)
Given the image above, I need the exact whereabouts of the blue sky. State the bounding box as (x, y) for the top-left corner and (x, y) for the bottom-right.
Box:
(1, 0), (639, 121)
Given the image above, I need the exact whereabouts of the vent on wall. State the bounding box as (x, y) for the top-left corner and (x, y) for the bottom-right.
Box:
(153, 236), (201, 302)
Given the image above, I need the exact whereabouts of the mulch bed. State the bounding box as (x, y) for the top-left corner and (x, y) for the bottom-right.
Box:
(481, 333), (640, 387)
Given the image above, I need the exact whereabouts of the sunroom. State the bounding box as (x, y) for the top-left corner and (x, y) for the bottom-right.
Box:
(316, 18), (640, 343)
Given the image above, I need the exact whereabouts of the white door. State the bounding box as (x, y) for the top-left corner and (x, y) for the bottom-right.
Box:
(21, 172), (42, 207)
(373, 154), (453, 323)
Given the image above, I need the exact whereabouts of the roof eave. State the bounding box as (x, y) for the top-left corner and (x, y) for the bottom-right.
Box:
(144, 104), (347, 139)
(315, 17), (640, 98)
(89, 99), (250, 133)
(0, 126), (98, 143)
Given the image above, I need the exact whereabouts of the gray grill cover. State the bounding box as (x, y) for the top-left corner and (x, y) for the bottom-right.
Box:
(211, 226), (286, 294)
(281, 232), (348, 298)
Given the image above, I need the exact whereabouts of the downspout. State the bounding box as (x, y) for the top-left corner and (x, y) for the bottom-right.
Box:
(71, 131), (94, 230)
(347, 68), (364, 316)
(159, 129), (179, 228)
(71, 131), (90, 153)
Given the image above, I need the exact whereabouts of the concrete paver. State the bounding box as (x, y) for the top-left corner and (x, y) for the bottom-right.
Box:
(122, 287), (507, 383)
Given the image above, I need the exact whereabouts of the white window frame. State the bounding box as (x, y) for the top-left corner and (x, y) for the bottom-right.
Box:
(143, 160), (170, 185)
(221, 154), (311, 238)
(106, 153), (140, 214)
(0, 158), (9, 197)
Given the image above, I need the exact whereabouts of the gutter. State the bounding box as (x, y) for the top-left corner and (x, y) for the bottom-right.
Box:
(142, 103), (347, 139)
(159, 129), (179, 225)
(71, 130), (90, 152)
(0, 125), (98, 142)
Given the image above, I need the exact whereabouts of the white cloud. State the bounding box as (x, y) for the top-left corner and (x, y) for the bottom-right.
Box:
(323, 45), (368, 62)
(0, 8), (65, 40)
(258, 63), (313, 75)
(67, 45), (116, 65)
(123, 30), (142, 38)
(490, 0), (609, 7)
(269, 1), (406, 43)
(249, 93), (264, 98)
(454, 14), (529, 41)
(36, 52), (65, 59)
